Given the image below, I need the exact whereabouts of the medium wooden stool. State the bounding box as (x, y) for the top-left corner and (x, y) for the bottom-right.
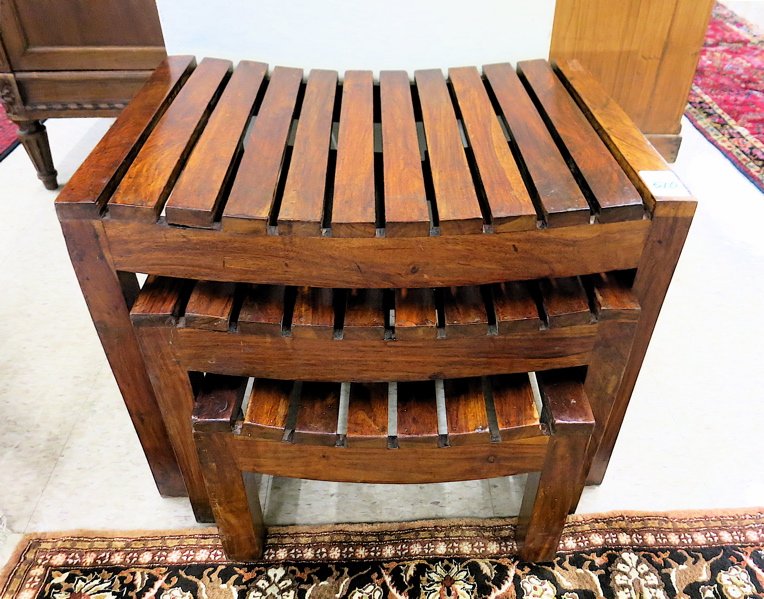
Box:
(56, 55), (695, 529)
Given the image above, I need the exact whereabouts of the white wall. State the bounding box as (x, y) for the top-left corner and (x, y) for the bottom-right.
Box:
(155, 0), (556, 76)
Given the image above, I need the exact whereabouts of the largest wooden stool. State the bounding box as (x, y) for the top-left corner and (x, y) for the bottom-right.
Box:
(56, 55), (695, 523)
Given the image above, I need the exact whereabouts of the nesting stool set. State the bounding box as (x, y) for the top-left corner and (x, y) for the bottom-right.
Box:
(55, 55), (696, 562)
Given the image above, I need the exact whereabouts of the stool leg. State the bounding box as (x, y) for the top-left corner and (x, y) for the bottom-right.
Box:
(195, 431), (266, 561)
(516, 434), (589, 562)
(15, 119), (58, 190)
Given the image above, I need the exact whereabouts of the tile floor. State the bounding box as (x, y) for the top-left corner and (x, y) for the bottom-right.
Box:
(1, 109), (763, 567)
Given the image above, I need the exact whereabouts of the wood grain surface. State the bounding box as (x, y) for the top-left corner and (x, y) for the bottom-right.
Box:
(241, 378), (295, 440)
(345, 382), (389, 448)
(184, 280), (237, 331)
(443, 377), (490, 445)
(490, 373), (543, 441)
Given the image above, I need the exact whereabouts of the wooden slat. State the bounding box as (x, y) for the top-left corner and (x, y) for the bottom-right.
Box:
(191, 374), (248, 433)
(490, 373), (543, 441)
(448, 66), (537, 232)
(222, 66), (304, 233)
(165, 61), (269, 228)
(185, 280), (237, 331)
(345, 382), (388, 448)
(130, 275), (187, 327)
(414, 69), (484, 235)
(491, 281), (543, 334)
(108, 58), (233, 222)
(536, 369), (594, 436)
(516, 60), (644, 223)
(483, 62), (590, 227)
(291, 286), (334, 339)
(443, 377), (490, 445)
(442, 286), (489, 338)
(342, 288), (385, 340)
(539, 277), (592, 328)
(394, 288), (437, 340)
(396, 380), (439, 446)
(332, 71), (375, 237)
(379, 71), (430, 237)
(56, 56), (196, 218)
(293, 381), (341, 446)
(589, 272), (640, 321)
(277, 69), (338, 236)
(241, 378), (294, 440)
(238, 284), (286, 336)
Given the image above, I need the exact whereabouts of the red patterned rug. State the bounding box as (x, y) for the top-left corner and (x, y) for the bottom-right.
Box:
(2, 509), (764, 599)
(686, 2), (764, 192)
(0, 104), (19, 163)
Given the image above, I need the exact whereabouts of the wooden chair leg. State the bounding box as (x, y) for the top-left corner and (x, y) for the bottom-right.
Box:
(193, 374), (265, 561)
(195, 431), (265, 560)
(516, 434), (589, 562)
(15, 119), (58, 190)
(516, 370), (593, 562)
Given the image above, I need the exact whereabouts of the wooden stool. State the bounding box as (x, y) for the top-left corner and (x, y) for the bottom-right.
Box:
(56, 55), (695, 528)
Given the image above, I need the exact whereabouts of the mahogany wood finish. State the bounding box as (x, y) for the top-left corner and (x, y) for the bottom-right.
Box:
(59, 57), (695, 540)
(0, 0), (166, 187)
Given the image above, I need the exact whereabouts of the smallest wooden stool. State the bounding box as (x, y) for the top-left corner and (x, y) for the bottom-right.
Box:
(191, 367), (594, 562)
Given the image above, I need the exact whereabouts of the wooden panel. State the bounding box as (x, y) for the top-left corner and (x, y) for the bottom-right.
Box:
(491, 281), (542, 334)
(550, 0), (714, 135)
(539, 277), (592, 328)
(179, 325), (596, 383)
(397, 380), (439, 446)
(589, 272), (640, 321)
(165, 61), (268, 228)
(443, 377), (489, 445)
(516, 60), (644, 223)
(345, 382), (388, 448)
(394, 288), (437, 340)
(379, 71), (430, 237)
(0, 0), (165, 71)
(332, 71), (375, 237)
(222, 66), (303, 234)
(342, 288), (385, 340)
(490, 373), (543, 441)
(56, 56), (195, 218)
(238, 285), (286, 336)
(414, 69), (483, 235)
(105, 218), (651, 288)
(185, 280), (237, 331)
(277, 69), (338, 236)
(293, 381), (341, 446)
(241, 378), (294, 440)
(234, 436), (547, 484)
(441, 286), (489, 338)
(291, 286), (334, 339)
(108, 58), (232, 222)
(483, 62), (590, 228)
(448, 66), (536, 232)
(130, 275), (187, 327)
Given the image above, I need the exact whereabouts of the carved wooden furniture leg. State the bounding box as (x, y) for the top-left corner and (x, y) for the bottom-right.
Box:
(15, 119), (58, 190)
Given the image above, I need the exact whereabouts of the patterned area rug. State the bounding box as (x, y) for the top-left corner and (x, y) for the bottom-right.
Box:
(686, 3), (764, 192)
(0, 105), (19, 163)
(2, 509), (764, 599)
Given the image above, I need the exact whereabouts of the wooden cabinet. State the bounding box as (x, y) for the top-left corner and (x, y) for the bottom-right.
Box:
(550, 0), (715, 162)
(0, 0), (166, 188)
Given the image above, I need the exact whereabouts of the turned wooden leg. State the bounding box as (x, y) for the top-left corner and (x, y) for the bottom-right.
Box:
(59, 218), (186, 498)
(15, 119), (58, 190)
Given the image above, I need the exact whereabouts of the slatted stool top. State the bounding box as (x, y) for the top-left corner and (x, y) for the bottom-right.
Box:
(56, 55), (647, 236)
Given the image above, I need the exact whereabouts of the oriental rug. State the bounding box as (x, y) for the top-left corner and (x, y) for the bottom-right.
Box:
(686, 3), (764, 192)
(2, 509), (764, 599)
(0, 105), (19, 163)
